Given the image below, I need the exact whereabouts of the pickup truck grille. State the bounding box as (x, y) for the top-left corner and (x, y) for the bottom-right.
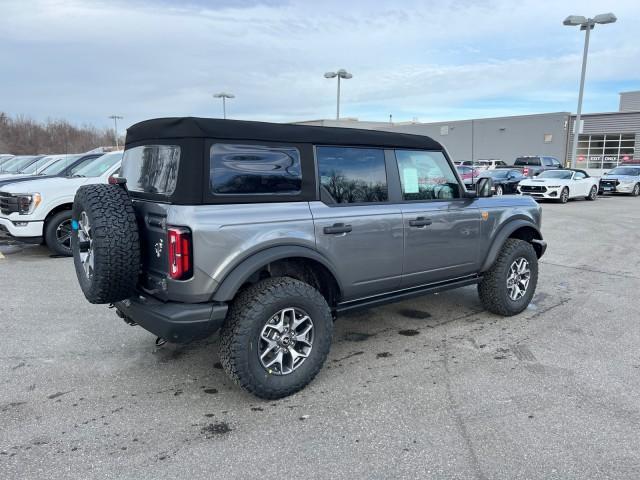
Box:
(520, 185), (547, 193)
(0, 192), (19, 215)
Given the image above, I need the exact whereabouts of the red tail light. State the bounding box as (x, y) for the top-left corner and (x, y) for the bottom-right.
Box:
(167, 227), (193, 280)
(523, 167), (529, 176)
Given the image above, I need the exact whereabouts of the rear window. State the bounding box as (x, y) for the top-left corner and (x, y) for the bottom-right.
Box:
(210, 144), (302, 195)
(122, 145), (180, 194)
(514, 157), (540, 166)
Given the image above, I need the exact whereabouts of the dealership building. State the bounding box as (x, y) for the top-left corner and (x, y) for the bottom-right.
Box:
(300, 90), (640, 175)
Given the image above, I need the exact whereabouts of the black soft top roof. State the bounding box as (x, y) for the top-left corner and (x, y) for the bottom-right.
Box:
(125, 117), (443, 150)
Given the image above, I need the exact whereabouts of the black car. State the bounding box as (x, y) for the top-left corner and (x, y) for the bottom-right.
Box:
(478, 168), (524, 195)
(0, 153), (105, 188)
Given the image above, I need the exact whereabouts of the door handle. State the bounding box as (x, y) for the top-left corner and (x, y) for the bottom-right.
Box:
(409, 217), (433, 228)
(323, 223), (352, 235)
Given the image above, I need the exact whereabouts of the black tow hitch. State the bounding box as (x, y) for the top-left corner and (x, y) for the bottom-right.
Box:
(112, 304), (138, 326)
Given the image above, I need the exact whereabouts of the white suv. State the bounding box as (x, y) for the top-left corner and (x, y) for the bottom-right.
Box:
(0, 151), (122, 255)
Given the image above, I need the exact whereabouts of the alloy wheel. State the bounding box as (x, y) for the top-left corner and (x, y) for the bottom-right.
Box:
(506, 257), (531, 301)
(77, 211), (94, 280)
(55, 219), (73, 251)
(258, 307), (314, 375)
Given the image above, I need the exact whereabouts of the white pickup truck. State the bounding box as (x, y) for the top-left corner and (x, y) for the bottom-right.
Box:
(0, 151), (122, 255)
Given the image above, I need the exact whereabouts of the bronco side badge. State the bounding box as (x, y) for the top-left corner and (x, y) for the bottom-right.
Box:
(481, 211), (489, 221)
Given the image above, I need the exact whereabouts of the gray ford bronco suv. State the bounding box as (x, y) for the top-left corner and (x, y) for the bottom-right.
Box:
(71, 117), (546, 399)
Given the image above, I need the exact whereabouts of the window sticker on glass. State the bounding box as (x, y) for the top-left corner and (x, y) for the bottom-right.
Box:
(402, 167), (420, 194)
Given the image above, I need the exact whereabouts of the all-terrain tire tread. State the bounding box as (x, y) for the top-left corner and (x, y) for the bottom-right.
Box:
(219, 277), (332, 399)
(72, 184), (140, 304)
(478, 238), (538, 317)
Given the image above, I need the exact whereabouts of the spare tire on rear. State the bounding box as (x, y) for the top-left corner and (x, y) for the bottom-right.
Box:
(71, 184), (140, 304)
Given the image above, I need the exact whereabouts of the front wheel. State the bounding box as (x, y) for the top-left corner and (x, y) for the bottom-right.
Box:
(478, 239), (538, 316)
(495, 185), (503, 196)
(44, 210), (73, 256)
(559, 187), (569, 204)
(586, 185), (598, 201)
(219, 277), (333, 399)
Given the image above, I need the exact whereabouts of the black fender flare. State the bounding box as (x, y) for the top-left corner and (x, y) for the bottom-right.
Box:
(211, 245), (343, 302)
(480, 220), (544, 272)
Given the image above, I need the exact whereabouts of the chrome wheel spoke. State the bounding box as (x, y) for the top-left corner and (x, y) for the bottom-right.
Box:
(506, 257), (530, 301)
(258, 307), (314, 376)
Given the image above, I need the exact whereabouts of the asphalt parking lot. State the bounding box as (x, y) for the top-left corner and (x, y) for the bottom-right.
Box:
(1, 195), (639, 480)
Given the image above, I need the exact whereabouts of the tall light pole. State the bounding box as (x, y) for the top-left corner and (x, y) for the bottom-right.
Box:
(108, 115), (123, 149)
(213, 92), (235, 119)
(324, 69), (353, 120)
(564, 13), (617, 168)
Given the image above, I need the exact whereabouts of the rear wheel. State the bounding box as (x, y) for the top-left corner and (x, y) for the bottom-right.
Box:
(478, 239), (538, 316)
(559, 187), (569, 204)
(632, 184), (640, 196)
(44, 210), (73, 256)
(495, 185), (503, 196)
(219, 277), (333, 399)
(586, 185), (597, 201)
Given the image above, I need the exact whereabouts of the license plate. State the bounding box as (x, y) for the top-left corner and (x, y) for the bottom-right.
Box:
(603, 186), (613, 191)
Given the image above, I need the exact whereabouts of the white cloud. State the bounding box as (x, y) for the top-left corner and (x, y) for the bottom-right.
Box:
(0, 0), (638, 129)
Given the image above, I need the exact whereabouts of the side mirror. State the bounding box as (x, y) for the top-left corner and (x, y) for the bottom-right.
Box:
(476, 177), (493, 197)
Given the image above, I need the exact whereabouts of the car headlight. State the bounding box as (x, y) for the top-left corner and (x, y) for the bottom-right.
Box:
(618, 180), (634, 185)
(17, 193), (41, 214)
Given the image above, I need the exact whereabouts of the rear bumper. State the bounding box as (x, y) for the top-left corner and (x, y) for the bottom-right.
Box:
(115, 295), (228, 344)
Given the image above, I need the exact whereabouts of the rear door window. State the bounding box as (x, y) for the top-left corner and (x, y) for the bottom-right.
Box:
(316, 146), (388, 204)
(122, 145), (180, 194)
(210, 144), (301, 195)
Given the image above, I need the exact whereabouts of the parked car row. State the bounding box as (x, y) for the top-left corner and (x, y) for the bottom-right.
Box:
(0, 151), (122, 255)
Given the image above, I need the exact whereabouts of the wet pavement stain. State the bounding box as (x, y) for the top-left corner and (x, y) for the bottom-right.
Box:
(376, 352), (392, 358)
(333, 351), (364, 362)
(203, 388), (218, 394)
(344, 332), (373, 342)
(47, 391), (72, 400)
(213, 362), (223, 369)
(201, 422), (231, 437)
(398, 309), (432, 320)
(398, 329), (420, 337)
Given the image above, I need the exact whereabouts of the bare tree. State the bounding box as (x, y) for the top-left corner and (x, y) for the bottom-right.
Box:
(0, 112), (124, 154)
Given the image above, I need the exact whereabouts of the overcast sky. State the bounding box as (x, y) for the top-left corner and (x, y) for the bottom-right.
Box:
(1, 0), (639, 131)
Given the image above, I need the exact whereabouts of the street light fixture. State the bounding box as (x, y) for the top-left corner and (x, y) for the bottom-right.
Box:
(564, 12), (617, 168)
(213, 92), (235, 119)
(108, 115), (123, 149)
(324, 69), (353, 120)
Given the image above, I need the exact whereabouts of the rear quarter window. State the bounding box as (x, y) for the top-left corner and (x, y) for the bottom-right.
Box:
(122, 145), (180, 194)
(210, 144), (302, 195)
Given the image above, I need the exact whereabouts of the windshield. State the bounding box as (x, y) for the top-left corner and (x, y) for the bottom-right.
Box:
(608, 167), (640, 176)
(20, 156), (59, 174)
(73, 152), (122, 177)
(1, 156), (39, 173)
(537, 170), (572, 180)
(39, 154), (83, 175)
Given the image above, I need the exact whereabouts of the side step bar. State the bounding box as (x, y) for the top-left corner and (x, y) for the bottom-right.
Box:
(335, 275), (481, 314)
